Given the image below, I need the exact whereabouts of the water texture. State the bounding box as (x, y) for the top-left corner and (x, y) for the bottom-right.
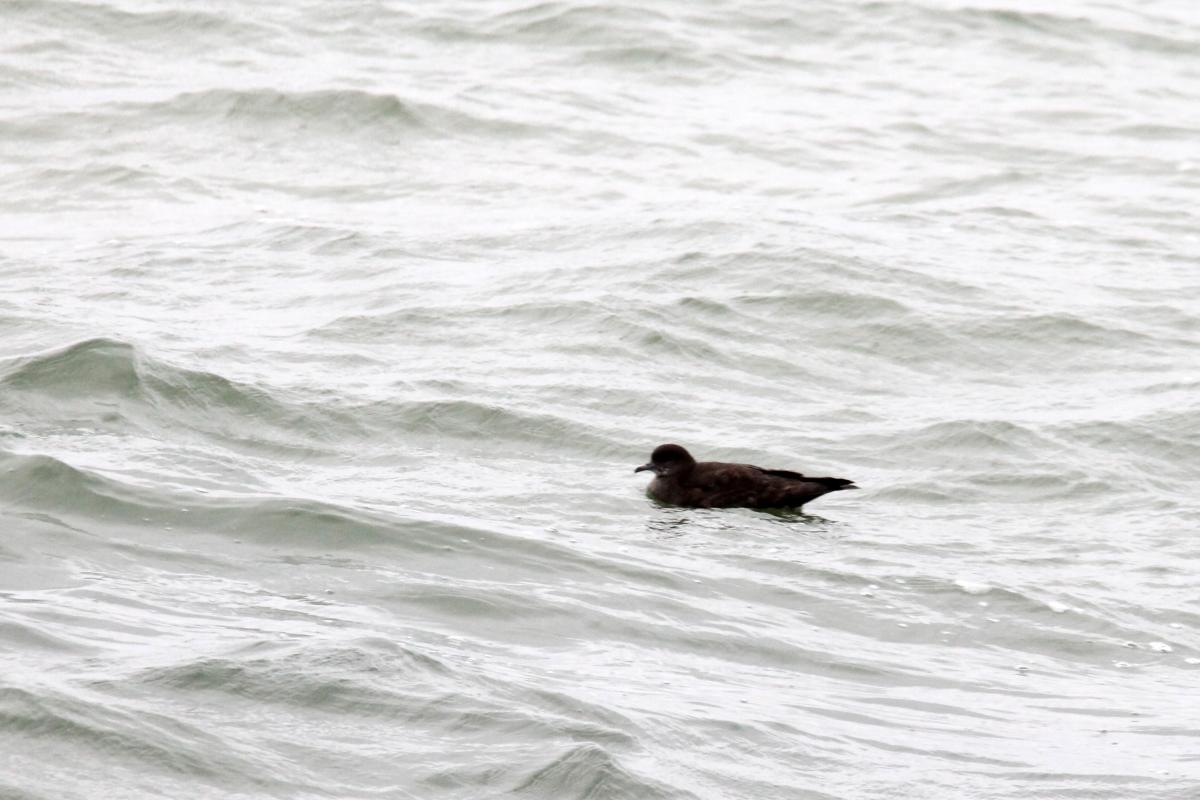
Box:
(2, 1), (1199, 797)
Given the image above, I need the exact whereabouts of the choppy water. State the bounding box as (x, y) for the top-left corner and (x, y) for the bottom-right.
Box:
(3, 1), (1200, 797)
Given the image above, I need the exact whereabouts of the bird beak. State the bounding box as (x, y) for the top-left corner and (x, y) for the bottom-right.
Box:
(634, 463), (656, 474)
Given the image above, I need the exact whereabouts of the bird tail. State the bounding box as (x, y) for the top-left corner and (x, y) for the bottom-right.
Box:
(813, 477), (857, 491)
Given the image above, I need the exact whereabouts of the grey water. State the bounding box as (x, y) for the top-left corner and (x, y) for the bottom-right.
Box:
(2, 1), (1199, 797)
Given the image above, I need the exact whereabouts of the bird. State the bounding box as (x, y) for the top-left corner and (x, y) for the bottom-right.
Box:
(634, 443), (857, 509)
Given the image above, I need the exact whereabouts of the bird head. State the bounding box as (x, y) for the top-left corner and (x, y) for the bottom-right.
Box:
(635, 443), (695, 476)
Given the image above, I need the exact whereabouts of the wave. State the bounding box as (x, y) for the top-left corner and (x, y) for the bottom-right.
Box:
(485, 3), (672, 43)
(734, 290), (915, 321)
(0, 338), (344, 454)
(161, 87), (424, 132)
(746, 302), (1183, 374)
(413, 2), (735, 78)
(0, 684), (249, 783)
(1110, 122), (1200, 141)
(510, 743), (687, 799)
(849, 417), (1171, 504)
(574, 44), (715, 73)
(132, 638), (636, 752)
(1050, 417), (1200, 484)
(0, 783), (49, 800)
(2, 86), (541, 146)
(0, 449), (641, 575)
(3, 338), (252, 403)
(0, 60), (74, 90)
(859, 2), (1199, 56)
(3, 338), (138, 392)
(0, 448), (374, 543)
(0, 450), (157, 521)
(176, 87), (543, 139)
(966, 311), (1160, 350)
(4, 0), (263, 48)
(313, 292), (833, 386)
(898, 419), (1061, 458)
(863, 170), (1030, 206)
(4, 163), (213, 204)
(136, 638), (453, 709)
(0, 338), (641, 458)
(373, 398), (627, 452)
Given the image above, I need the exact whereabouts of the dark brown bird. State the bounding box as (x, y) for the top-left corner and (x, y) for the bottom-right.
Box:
(634, 443), (857, 509)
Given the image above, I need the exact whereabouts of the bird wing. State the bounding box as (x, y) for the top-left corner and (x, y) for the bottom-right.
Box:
(683, 463), (801, 507)
(687, 463), (852, 507)
(753, 466), (807, 481)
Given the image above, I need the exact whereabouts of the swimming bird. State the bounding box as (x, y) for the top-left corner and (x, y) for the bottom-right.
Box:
(634, 443), (857, 509)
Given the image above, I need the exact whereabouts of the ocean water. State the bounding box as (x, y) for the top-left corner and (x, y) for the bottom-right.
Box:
(2, 0), (1199, 797)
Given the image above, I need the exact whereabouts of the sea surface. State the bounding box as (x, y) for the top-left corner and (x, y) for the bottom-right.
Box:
(2, 1), (1199, 798)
